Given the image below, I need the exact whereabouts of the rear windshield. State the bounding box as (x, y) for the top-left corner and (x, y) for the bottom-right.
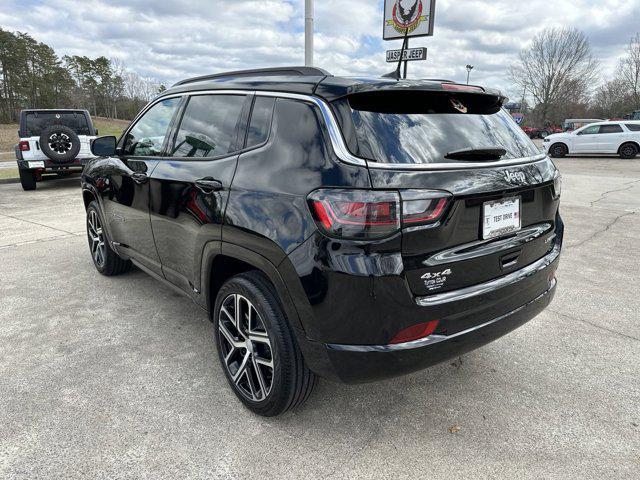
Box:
(348, 93), (540, 165)
(24, 112), (90, 137)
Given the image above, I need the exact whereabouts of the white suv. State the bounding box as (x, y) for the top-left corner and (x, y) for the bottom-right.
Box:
(15, 109), (98, 190)
(543, 120), (640, 159)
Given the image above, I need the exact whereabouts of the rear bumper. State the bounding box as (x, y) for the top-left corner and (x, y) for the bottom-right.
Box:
(17, 157), (92, 170)
(321, 279), (556, 383)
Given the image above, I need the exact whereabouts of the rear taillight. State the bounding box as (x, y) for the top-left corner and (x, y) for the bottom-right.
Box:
(400, 190), (451, 226)
(390, 320), (440, 344)
(308, 189), (451, 239)
(309, 189), (400, 239)
(552, 171), (562, 199)
(19, 141), (30, 151)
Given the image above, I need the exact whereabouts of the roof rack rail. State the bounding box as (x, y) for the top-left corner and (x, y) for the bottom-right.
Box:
(173, 66), (331, 87)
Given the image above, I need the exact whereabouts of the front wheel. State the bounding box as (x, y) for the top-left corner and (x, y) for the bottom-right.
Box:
(214, 271), (317, 416)
(86, 201), (132, 276)
(549, 143), (568, 158)
(18, 169), (36, 191)
(619, 142), (639, 159)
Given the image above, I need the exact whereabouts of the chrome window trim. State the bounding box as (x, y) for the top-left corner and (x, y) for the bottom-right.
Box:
(138, 89), (548, 171)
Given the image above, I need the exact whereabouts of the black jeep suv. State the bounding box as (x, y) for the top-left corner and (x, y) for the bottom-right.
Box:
(81, 67), (563, 416)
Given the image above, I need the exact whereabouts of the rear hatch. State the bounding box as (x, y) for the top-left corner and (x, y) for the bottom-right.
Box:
(336, 86), (561, 299)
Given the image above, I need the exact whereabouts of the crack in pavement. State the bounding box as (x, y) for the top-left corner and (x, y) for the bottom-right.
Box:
(0, 212), (79, 236)
(0, 232), (83, 250)
(548, 308), (640, 343)
(566, 211), (636, 250)
(590, 178), (640, 207)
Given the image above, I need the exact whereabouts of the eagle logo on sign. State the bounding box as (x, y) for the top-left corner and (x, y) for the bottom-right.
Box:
(388, 0), (427, 34)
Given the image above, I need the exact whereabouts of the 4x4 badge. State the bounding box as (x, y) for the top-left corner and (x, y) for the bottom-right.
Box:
(421, 268), (452, 291)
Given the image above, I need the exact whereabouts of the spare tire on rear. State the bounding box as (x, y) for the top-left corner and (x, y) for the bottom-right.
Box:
(39, 125), (81, 163)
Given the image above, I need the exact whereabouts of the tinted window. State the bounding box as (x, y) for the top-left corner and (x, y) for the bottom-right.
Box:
(599, 124), (623, 134)
(580, 125), (600, 135)
(349, 103), (539, 165)
(25, 112), (90, 136)
(625, 123), (640, 131)
(171, 94), (245, 158)
(246, 97), (275, 148)
(123, 98), (180, 156)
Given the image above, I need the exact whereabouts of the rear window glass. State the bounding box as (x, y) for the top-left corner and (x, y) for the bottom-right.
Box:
(625, 123), (640, 131)
(246, 96), (275, 148)
(25, 112), (90, 136)
(171, 94), (246, 158)
(599, 124), (622, 133)
(348, 93), (540, 164)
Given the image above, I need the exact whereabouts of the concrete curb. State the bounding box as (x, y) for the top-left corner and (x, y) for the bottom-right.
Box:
(0, 177), (19, 184)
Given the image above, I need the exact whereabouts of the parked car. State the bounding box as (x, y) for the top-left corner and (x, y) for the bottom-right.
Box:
(15, 109), (98, 191)
(544, 120), (640, 158)
(562, 118), (604, 132)
(521, 125), (540, 139)
(81, 67), (563, 416)
(539, 124), (563, 138)
(521, 124), (562, 139)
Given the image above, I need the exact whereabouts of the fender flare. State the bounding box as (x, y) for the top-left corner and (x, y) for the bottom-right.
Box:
(81, 184), (118, 244)
(200, 241), (306, 336)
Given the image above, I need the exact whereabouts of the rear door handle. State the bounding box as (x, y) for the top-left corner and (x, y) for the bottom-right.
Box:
(131, 172), (148, 184)
(195, 177), (224, 193)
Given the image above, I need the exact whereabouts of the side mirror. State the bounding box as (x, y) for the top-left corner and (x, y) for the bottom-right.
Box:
(91, 136), (117, 156)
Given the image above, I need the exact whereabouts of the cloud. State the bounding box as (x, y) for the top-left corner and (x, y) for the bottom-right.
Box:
(0, 0), (637, 92)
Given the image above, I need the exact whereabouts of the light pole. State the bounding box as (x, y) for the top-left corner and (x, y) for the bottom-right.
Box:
(466, 64), (474, 84)
(305, 0), (314, 66)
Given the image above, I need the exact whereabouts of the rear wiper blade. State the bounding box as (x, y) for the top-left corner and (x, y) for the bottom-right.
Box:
(444, 147), (507, 161)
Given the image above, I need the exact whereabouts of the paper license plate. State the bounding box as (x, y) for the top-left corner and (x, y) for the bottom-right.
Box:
(483, 196), (521, 239)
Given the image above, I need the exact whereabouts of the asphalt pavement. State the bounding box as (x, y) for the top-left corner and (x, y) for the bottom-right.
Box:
(0, 157), (638, 479)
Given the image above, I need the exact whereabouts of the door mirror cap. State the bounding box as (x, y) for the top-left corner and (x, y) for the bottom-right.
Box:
(91, 136), (117, 156)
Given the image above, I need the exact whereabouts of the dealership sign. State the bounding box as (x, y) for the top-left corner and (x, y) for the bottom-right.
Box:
(512, 113), (525, 125)
(386, 47), (428, 62)
(383, 0), (436, 40)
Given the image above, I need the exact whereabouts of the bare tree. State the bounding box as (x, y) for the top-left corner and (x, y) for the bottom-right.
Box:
(592, 78), (633, 118)
(510, 27), (599, 124)
(618, 33), (640, 109)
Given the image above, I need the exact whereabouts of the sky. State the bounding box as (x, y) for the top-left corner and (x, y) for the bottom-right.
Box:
(1, 0), (639, 98)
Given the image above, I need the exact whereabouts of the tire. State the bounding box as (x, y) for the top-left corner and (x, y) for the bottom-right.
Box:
(540, 130), (550, 139)
(86, 201), (132, 276)
(18, 169), (36, 191)
(549, 143), (568, 158)
(619, 142), (638, 159)
(39, 125), (81, 164)
(213, 271), (317, 416)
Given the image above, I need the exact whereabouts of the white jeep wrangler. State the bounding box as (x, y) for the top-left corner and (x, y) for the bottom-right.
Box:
(15, 109), (97, 191)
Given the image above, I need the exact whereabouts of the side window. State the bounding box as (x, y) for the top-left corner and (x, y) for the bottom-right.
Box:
(579, 125), (600, 135)
(123, 98), (180, 156)
(599, 124), (623, 134)
(246, 97), (275, 148)
(171, 94), (246, 158)
(625, 123), (640, 132)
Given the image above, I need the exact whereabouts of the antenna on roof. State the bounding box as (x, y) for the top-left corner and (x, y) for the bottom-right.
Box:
(382, 29), (409, 80)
